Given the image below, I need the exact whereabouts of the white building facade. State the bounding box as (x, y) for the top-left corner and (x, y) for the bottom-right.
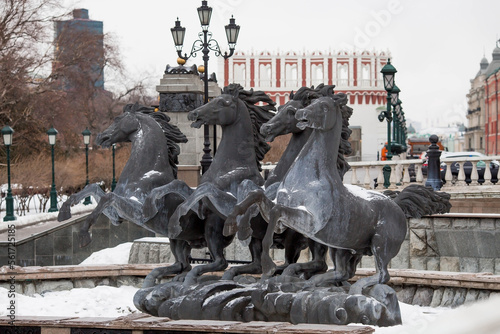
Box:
(218, 50), (391, 161)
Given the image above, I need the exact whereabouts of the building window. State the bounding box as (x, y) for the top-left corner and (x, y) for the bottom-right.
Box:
(259, 63), (271, 87)
(361, 64), (370, 87)
(285, 63), (298, 87)
(311, 64), (323, 86)
(480, 137), (483, 149)
(337, 64), (348, 86)
(233, 64), (246, 86)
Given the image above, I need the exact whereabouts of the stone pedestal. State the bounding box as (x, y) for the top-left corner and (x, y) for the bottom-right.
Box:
(156, 64), (222, 167)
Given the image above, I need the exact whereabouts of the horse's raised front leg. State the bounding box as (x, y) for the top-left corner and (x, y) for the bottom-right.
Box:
(142, 239), (192, 288)
(58, 183), (105, 222)
(142, 180), (194, 220)
(79, 192), (143, 247)
(182, 213), (231, 286)
(168, 183), (236, 238)
(224, 188), (272, 237)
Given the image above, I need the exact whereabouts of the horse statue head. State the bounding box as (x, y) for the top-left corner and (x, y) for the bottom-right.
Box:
(96, 102), (187, 177)
(295, 92), (353, 177)
(188, 83), (276, 170)
(260, 84), (335, 142)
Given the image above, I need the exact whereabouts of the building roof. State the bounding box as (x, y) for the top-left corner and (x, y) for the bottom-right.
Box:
(485, 41), (500, 78)
(476, 56), (489, 77)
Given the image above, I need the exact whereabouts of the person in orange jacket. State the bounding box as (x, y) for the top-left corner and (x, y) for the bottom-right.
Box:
(381, 143), (388, 161)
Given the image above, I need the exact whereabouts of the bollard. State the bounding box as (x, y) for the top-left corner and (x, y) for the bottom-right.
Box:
(425, 134), (442, 190)
(383, 165), (391, 188)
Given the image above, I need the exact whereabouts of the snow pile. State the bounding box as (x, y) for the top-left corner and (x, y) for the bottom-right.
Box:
(0, 202), (97, 233)
(0, 285), (138, 317)
(79, 242), (133, 265)
(3, 244), (499, 332)
(374, 296), (500, 333)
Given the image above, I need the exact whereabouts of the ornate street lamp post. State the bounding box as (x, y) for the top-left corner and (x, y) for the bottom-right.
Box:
(2, 125), (16, 221)
(47, 127), (58, 212)
(379, 59), (397, 161)
(391, 84), (400, 148)
(111, 143), (117, 192)
(82, 128), (92, 205)
(394, 101), (402, 146)
(400, 110), (407, 150)
(171, 0), (240, 174)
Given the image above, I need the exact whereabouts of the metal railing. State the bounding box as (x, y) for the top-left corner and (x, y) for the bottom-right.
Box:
(262, 155), (500, 190)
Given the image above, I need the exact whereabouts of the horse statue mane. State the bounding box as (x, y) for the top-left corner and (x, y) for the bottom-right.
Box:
(222, 84), (276, 170)
(290, 86), (321, 106)
(291, 84), (353, 179)
(124, 102), (188, 177)
(332, 92), (354, 178)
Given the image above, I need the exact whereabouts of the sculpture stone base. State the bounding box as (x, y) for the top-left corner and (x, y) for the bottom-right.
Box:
(134, 275), (401, 327)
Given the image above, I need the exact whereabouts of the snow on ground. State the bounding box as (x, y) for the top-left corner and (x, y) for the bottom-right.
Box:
(3, 244), (500, 333)
(0, 201), (97, 233)
(374, 295), (500, 334)
(79, 242), (133, 265)
(0, 285), (138, 317)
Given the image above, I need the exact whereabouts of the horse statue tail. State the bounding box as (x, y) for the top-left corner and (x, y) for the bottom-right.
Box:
(383, 184), (452, 219)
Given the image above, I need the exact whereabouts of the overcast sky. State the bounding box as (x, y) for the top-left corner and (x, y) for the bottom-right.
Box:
(64, 0), (500, 130)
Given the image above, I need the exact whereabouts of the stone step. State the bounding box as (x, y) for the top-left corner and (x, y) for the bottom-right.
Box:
(0, 315), (374, 334)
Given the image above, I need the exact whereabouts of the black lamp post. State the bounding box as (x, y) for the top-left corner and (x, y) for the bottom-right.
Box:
(47, 127), (58, 212)
(171, 0), (240, 174)
(82, 128), (92, 205)
(394, 101), (402, 146)
(111, 143), (117, 192)
(400, 110), (407, 150)
(379, 59), (397, 160)
(2, 125), (16, 221)
(390, 84), (400, 149)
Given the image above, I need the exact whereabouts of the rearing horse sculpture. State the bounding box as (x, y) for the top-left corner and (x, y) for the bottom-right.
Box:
(228, 92), (451, 288)
(58, 103), (189, 246)
(143, 83), (275, 285)
(227, 84), (340, 279)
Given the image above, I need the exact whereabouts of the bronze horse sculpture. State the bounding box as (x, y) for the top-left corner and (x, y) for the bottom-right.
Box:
(57, 103), (222, 287)
(57, 103), (189, 243)
(142, 83), (276, 285)
(227, 92), (451, 288)
(228, 84), (344, 279)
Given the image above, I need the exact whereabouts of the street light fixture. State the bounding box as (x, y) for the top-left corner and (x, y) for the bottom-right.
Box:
(2, 125), (16, 221)
(82, 128), (92, 205)
(394, 102), (402, 146)
(171, 0), (240, 174)
(47, 126), (58, 212)
(379, 58), (398, 161)
(391, 85), (401, 148)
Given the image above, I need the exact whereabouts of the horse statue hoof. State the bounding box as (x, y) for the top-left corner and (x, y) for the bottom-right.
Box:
(143, 272), (159, 288)
(237, 226), (252, 241)
(79, 230), (92, 248)
(223, 216), (238, 236)
(143, 198), (159, 219)
(221, 269), (237, 281)
(57, 206), (72, 222)
(167, 224), (182, 239)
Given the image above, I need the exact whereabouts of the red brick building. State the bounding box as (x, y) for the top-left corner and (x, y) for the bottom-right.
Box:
(485, 42), (500, 154)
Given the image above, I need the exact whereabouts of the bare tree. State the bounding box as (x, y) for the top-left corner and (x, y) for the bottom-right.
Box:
(0, 1), (155, 156)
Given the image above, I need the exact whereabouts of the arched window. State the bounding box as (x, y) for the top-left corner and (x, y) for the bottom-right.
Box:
(361, 64), (371, 87)
(233, 63), (246, 86)
(311, 64), (323, 86)
(259, 63), (272, 87)
(337, 63), (348, 86)
(285, 63), (298, 87)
